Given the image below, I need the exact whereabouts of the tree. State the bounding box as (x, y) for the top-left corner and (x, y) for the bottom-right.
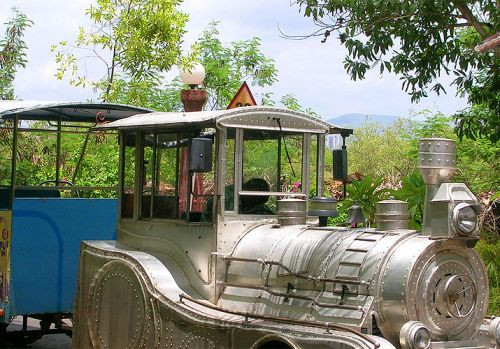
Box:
(347, 119), (418, 184)
(293, 0), (499, 142)
(413, 111), (500, 194)
(101, 21), (280, 112)
(191, 22), (278, 110)
(0, 7), (32, 100)
(52, 0), (188, 103)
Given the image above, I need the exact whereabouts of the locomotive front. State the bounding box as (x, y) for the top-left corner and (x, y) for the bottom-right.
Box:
(221, 141), (491, 348)
(72, 107), (497, 349)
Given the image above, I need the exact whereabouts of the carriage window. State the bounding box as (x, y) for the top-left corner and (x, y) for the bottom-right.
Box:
(0, 121), (12, 210)
(121, 132), (136, 218)
(240, 130), (303, 215)
(0, 120), (13, 187)
(16, 129), (57, 186)
(61, 130), (119, 197)
(278, 134), (303, 192)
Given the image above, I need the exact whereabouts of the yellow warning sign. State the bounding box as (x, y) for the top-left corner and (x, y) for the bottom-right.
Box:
(0, 211), (11, 302)
(227, 82), (257, 109)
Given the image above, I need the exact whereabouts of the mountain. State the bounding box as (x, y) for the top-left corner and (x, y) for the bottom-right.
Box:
(326, 113), (401, 128)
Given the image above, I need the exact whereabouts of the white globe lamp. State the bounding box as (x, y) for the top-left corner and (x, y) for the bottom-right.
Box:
(179, 62), (205, 89)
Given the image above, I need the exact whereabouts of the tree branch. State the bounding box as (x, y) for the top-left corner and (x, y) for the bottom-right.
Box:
(452, 0), (488, 39)
(103, 42), (117, 102)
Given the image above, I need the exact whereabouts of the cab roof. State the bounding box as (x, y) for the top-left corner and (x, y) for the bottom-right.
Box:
(98, 106), (352, 135)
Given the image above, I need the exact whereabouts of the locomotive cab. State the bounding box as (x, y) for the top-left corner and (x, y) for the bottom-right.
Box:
(73, 107), (498, 349)
(103, 107), (348, 300)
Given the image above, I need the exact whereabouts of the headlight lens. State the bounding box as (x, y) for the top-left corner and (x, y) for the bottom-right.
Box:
(452, 203), (479, 236)
(400, 321), (432, 349)
(413, 327), (431, 349)
(488, 317), (500, 346)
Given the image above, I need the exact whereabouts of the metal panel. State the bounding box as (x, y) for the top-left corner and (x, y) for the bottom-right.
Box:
(98, 106), (350, 134)
(73, 241), (385, 349)
(9, 198), (117, 316)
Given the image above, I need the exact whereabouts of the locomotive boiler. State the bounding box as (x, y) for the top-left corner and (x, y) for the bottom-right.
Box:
(72, 107), (498, 349)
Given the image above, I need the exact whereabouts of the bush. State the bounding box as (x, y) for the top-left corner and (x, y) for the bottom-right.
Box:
(475, 239), (500, 315)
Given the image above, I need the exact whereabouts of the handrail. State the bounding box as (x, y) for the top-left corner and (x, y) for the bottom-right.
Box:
(220, 281), (363, 312)
(15, 185), (117, 191)
(238, 191), (306, 197)
(37, 180), (80, 198)
(178, 294), (380, 348)
(0, 126), (117, 135)
(224, 256), (369, 286)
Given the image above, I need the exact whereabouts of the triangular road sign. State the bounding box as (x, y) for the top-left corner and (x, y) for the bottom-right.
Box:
(226, 82), (257, 109)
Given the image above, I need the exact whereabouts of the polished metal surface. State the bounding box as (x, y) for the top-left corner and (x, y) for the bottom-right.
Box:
(375, 200), (408, 231)
(417, 138), (456, 185)
(277, 198), (307, 226)
(309, 196), (338, 218)
(346, 205), (365, 224)
(73, 241), (389, 349)
(399, 321), (431, 349)
(72, 110), (495, 349)
(377, 237), (488, 343)
(429, 183), (480, 239)
(417, 138), (456, 235)
(97, 106), (351, 134)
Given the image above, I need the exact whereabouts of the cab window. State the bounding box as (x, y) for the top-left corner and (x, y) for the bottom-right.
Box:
(237, 129), (304, 215)
(121, 130), (215, 222)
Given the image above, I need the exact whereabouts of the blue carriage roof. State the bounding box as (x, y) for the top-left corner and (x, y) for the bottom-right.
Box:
(0, 101), (153, 122)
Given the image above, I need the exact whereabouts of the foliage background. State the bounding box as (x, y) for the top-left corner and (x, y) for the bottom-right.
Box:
(330, 113), (499, 315)
(1, 1), (498, 317)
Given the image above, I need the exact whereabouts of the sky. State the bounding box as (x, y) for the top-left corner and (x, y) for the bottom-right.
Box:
(0, 0), (469, 119)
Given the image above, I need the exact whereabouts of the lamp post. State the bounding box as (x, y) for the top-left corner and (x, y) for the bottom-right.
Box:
(179, 63), (207, 112)
(178, 63), (207, 215)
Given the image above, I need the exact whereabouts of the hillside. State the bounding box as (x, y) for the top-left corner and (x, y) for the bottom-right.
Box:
(326, 113), (401, 128)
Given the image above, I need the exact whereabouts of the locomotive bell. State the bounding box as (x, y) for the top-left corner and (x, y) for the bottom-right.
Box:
(308, 196), (338, 227)
(346, 204), (364, 225)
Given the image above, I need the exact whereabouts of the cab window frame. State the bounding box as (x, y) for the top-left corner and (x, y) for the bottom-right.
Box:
(222, 127), (312, 217)
(119, 128), (216, 223)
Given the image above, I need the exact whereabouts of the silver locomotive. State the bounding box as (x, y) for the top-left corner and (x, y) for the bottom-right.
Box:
(72, 107), (498, 349)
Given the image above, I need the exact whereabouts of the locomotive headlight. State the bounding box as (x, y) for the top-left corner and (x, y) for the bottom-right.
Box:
(488, 317), (500, 347)
(400, 321), (432, 349)
(413, 328), (431, 349)
(452, 203), (479, 236)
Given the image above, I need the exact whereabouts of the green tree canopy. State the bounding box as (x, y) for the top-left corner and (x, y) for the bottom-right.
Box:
(191, 22), (278, 110)
(293, 0), (499, 142)
(0, 7), (32, 100)
(53, 0), (188, 102)
(100, 21), (280, 111)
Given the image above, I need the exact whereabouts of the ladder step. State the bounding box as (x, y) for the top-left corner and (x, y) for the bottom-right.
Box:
(346, 248), (369, 253)
(339, 261), (362, 267)
(354, 237), (377, 242)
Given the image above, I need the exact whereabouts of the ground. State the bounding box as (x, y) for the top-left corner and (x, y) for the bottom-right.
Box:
(1, 317), (71, 349)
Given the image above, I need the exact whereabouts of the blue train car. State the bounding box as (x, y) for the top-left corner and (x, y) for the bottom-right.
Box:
(0, 101), (152, 343)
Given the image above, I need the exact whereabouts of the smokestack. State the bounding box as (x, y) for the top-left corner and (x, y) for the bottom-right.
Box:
(418, 138), (456, 235)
